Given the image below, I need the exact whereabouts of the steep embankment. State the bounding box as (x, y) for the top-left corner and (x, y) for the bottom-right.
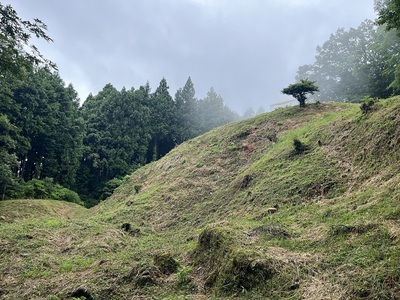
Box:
(1, 98), (399, 299)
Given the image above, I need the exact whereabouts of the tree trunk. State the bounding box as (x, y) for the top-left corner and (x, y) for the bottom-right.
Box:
(2, 183), (7, 200)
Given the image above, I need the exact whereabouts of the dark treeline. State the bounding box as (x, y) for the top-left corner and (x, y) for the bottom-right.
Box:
(77, 77), (239, 205)
(2, 1), (400, 206)
(0, 3), (239, 206)
(1, 65), (239, 205)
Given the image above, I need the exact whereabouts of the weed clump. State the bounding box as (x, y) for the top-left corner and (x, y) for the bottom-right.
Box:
(267, 131), (277, 143)
(153, 252), (179, 275)
(193, 224), (278, 294)
(196, 224), (234, 255)
(120, 223), (141, 235)
(240, 174), (252, 189)
(213, 250), (274, 293)
(126, 263), (161, 287)
(329, 224), (376, 236)
(174, 266), (195, 290)
(293, 138), (308, 155)
(360, 97), (379, 115)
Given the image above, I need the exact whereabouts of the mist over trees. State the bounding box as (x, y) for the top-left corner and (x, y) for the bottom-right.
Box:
(0, 4), (240, 205)
(2, 1), (400, 205)
(1, 69), (239, 204)
(296, 19), (400, 102)
(0, 2), (239, 205)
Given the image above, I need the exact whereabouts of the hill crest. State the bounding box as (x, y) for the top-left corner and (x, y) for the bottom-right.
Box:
(1, 98), (399, 299)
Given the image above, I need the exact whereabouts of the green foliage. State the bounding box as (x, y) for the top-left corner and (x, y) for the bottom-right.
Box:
(174, 76), (198, 142)
(78, 83), (152, 201)
(0, 114), (19, 198)
(12, 69), (83, 186)
(99, 176), (129, 200)
(51, 186), (82, 205)
(297, 20), (400, 102)
(78, 78), (237, 205)
(292, 138), (307, 155)
(1, 100), (400, 299)
(196, 87), (239, 134)
(242, 107), (256, 119)
(174, 266), (193, 287)
(281, 79), (319, 107)
(147, 77), (179, 161)
(375, 0), (400, 31)
(0, 3), (56, 78)
(9, 178), (83, 205)
(1, 3), (238, 206)
(360, 97), (379, 114)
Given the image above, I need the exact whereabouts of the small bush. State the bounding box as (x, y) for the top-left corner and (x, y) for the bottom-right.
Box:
(293, 139), (308, 155)
(51, 186), (83, 205)
(360, 97), (379, 115)
(8, 178), (83, 205)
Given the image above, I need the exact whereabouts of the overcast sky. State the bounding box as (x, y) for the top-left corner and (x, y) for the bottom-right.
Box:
(12, 0), (376, 113)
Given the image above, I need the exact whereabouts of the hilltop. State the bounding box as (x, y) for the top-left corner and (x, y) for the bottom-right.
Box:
(1, 97), (399, 299)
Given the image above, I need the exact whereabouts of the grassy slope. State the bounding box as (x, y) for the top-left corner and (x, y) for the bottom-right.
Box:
(0, 98), (399, 299)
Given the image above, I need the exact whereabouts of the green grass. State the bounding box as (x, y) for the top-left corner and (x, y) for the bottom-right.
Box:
(1, 98), (400, 299)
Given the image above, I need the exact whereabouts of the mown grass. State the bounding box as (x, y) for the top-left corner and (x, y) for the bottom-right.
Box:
(1, 98), (400, 299)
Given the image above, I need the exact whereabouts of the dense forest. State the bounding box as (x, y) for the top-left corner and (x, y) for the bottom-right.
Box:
(0, 3), (239, 205)
(0, 67), (238, 205)
(1, 0), (400, 206)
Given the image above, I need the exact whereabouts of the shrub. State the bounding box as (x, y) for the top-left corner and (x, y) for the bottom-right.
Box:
(99, 176), (129, 200)
(51, 185), (83, 205)
(293, 139), (307, 155)
(7, 178), (83, 205)
(360, 97), (379, 114)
